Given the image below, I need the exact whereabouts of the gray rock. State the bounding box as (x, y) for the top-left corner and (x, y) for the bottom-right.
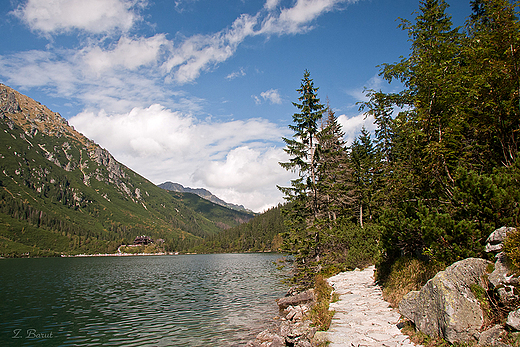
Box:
(256, 329), (276, 342)
(269, 335), (285, 347)
(486, 227), (516, 253)
(507, 308), (520, 331)
(489, 252), (520, 305)
(398, 290), (420, 321)
(277, 290), (314, 310)
(0, 91), (21, 114)
(295, 339), (312, 347)
(399, 258), (491, 344)
(478, 325), (511, 347)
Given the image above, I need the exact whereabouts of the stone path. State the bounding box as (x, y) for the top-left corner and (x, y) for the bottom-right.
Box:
(324, 266), (422, 347)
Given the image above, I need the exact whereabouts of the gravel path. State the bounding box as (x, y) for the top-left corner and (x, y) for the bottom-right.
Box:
(324, 266), (422, 347)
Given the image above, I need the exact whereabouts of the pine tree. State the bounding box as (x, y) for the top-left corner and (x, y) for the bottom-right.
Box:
(350, 127), (377, 228)
(315, 103), (355, 228)
(278, 70), (325, 282)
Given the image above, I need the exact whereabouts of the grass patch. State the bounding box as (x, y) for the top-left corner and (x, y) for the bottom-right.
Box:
(377, 257), (445, 308)
(308, 274), (335, 331)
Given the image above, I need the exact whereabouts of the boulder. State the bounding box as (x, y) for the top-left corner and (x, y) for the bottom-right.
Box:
(478, 325), (511, 347)
(507, 308), (520, 331)
(488, 252), (520, 305)
(486, 227), (516, 253)
(256, 329), (277, 343)
(270, 335), (285, 347)
(398, 290), (420, 321)
(276, 289), (314, 310)
(399, 258), (492, 344)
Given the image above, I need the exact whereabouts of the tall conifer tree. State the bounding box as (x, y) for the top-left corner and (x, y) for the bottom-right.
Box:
(278, 70), (325, 283)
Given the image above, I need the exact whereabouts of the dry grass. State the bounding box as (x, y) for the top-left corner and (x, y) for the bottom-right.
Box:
(377, 257), (445, 308)
(308, 274), (335, 331)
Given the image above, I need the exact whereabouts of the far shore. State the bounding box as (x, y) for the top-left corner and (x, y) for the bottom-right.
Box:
(61, 252), (185, 257)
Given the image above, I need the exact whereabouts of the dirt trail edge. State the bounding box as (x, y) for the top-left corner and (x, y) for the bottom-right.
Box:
(324, 266), (423, 347)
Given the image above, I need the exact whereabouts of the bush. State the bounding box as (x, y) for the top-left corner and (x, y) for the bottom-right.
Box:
(504, 228), (520, 273)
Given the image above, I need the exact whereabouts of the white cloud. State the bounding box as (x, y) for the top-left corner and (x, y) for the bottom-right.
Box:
(163, 13), (257, 84)
(13, 0), (144, 35)
(252, 89), (283, 105)
(264, 0), (280, 11)
(0, 46), (205, 114)
(3, 0), (362, 104)
(69, 104), (292, 212)
(83, 35), (170, 74)
(162, 0), (359, 84)
(226, 68), (246, 80)
(259, 0), (358, 35)
(260, 89), (282, 104)
(337, 113), (376, 146)
(194, 146), (293, 212)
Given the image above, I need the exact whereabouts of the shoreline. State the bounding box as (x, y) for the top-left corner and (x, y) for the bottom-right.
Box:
(61, 252), (183, 257)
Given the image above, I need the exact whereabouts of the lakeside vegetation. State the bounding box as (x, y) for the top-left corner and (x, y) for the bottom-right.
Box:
(277, 0), (520, 295)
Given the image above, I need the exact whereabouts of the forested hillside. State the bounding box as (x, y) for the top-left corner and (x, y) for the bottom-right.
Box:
(279, 0), (520, 286)
(192, 204), (287, 253)
(0, 84), (254, 257)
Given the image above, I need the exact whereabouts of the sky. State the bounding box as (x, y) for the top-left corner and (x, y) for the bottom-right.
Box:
(0, 0), (472, 212)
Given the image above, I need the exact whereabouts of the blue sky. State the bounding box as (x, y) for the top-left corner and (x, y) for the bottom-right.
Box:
(0, 0), (472, 212)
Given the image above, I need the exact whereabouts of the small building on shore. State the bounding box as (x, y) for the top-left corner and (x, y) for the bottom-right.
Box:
(134, 235), (153, 245)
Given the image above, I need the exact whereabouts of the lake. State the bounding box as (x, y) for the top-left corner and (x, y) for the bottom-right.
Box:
(0, 253), (289, 346)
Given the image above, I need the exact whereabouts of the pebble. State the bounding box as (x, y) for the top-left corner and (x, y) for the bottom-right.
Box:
(325, 266), (423, 347)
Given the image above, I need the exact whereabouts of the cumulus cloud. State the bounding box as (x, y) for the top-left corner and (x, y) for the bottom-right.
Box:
(253, 89), (282, 105)
(69, 104), (292, 211)
(261, 89), (282, 104)
(12, 0), (144, 35)
(337, 113), (376, 146)
(194, 146), (293, 212)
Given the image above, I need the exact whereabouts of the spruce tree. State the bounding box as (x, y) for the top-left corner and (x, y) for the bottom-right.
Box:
(316, 103), (355, 228)
(278, 70), (325, 285)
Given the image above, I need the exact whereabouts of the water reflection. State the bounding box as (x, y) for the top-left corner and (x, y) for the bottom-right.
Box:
(1, 253), (288, 346)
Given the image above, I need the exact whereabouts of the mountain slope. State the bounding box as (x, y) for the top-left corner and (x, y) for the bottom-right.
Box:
(158, 181), (253, 213)
(0, 84), (251, 257)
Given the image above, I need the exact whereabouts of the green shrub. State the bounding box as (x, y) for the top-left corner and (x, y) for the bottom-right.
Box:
(504, 228), (520, 273)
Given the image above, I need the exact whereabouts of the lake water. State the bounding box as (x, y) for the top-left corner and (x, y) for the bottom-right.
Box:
(0, 253), (288, 346)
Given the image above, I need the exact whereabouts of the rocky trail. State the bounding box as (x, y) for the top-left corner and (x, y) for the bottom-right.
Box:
(323, 266), (421, 347)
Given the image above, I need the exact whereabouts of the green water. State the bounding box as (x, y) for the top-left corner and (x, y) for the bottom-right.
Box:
(0, 253), (288, 346)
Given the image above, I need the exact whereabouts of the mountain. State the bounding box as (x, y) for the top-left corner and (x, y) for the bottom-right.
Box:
(158, 181), (253, 213)
(0, 84), (254, 257)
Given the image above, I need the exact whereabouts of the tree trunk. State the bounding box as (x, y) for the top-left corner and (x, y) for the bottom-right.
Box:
(359, 204), (363, 229)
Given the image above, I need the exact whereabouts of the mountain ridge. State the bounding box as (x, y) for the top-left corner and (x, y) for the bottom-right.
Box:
(158, 181), (253, 213)
(0, 83), (252, 256)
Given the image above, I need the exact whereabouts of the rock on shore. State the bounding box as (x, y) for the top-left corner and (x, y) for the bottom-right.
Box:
(246, 289), (318, 347)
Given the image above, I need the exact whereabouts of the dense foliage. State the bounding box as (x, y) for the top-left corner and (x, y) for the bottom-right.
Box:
(191, 204), (286, 253)
(279, 0), (520, 286)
